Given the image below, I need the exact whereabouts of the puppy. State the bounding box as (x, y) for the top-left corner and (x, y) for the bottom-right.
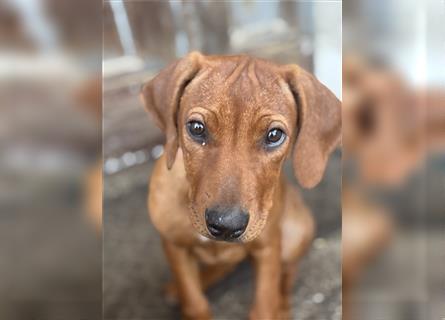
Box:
(342, 56), (445, 319)
(141, 52), (341, 319)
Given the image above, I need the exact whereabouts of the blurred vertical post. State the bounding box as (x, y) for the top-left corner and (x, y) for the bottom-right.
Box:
(343, 0), (445, 319)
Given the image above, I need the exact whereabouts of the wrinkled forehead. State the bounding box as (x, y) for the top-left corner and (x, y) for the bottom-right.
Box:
(180, 58), (295, 121)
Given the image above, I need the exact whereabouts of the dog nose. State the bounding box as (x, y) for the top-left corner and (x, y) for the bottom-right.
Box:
(205, 207), (249, 240)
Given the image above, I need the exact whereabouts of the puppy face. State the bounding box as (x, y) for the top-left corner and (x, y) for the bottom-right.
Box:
(141, 52), (341, 243)
(343, 59), (423, 185)
(178, 59), (296, 242)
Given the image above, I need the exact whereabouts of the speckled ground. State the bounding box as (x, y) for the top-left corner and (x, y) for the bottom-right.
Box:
(103, 153), (342, 320)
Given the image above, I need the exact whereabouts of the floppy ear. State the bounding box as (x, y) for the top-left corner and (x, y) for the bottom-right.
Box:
(140, 51), (202, 169)
(284, 65), (342, 188)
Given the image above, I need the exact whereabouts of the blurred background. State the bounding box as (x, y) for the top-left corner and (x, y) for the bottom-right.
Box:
(0, 0), (101, 319)
(2, 0), (443, 319)
(343, 0), (445, 319)
(102, 1), (341, 319)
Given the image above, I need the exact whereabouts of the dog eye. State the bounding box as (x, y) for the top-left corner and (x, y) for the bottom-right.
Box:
(187, 120), (206, 142)
(265, 128), (286, 148)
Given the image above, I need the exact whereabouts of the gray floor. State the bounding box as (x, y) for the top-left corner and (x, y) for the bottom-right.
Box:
(0, 173), (102, 320)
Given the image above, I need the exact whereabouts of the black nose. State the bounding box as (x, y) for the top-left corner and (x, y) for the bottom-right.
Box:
(205, 207), (249, 240)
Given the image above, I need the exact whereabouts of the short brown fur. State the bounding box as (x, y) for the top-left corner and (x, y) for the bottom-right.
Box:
(141, 52), (341, 319)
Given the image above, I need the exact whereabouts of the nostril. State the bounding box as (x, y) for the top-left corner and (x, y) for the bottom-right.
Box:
(207, 223), (224, 237)
(231, 228), (246, 239)
(205, 209), (224, 237)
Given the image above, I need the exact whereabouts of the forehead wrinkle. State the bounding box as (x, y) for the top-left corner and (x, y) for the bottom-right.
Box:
(222, 71), (291, 133)
(225, 56), (251, 86)
(247, 60), (260, 87)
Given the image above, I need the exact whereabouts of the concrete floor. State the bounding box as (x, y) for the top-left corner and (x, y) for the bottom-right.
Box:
(0, 173), (102, 320)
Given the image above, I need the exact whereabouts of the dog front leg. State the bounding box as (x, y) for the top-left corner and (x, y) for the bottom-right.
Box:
(249, 234), (282, 320)
(162, 240), (211, 320)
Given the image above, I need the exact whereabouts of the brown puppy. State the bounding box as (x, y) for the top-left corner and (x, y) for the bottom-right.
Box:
(141, 52), (341, 320)
(343, 57), (445, 185)
(342, 56), (445, 319)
